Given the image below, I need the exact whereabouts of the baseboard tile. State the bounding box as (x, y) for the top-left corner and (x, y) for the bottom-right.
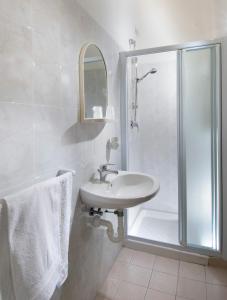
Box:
(208, 257), (227, 268)
(124, 239), (208, 265)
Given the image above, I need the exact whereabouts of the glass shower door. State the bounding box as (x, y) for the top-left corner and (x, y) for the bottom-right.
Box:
(179, 44), (221, 252)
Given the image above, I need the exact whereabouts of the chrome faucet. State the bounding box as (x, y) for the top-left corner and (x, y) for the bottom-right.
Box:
(97, 163), (118, 182)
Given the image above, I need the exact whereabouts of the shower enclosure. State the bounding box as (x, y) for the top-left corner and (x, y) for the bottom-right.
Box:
(120, 41), (221, 255)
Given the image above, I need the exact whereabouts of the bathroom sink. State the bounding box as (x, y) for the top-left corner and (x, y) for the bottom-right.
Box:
(80, 171), (160, 209)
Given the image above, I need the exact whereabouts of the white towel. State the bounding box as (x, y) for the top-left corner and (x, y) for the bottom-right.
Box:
(1, 173), (73, 300)
(0, 201), (15, 300)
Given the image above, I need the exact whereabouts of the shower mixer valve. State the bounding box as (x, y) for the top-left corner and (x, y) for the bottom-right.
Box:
(130, 120), (139, 129)
(132, 103), (138, 109)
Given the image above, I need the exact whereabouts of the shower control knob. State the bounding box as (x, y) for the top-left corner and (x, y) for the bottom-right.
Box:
(130, 120), (139, 129)
(132, 103), (138, 109)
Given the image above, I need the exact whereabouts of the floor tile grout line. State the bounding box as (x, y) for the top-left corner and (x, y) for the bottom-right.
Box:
(131, 256), (155, 270)
(205, 281), (227, 287)
(144, 267), (154, 300)
(117, 257), (156, 273)
(178, 275), (206, 283)
(146, 288), (179, 300)
(144, 287), (148, 300)
(178, 274), (225, 285)
(148, 287), (178, 297)
(147, 264), (154, 288)
(175, 258), (180, 299)
(108, 277), (151, 300)
(152, 268), (179, 277)
(130, 263), (156, 271)
(144, 255), (156, 299)
(109, 276), (152, 289)
(117, 259), (155, 272)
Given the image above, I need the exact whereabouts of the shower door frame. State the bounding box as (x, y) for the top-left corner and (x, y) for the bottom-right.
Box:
(120, 39), (222, 256)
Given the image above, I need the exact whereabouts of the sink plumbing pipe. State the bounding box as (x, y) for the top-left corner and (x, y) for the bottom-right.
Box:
(92, 210), (124, 243)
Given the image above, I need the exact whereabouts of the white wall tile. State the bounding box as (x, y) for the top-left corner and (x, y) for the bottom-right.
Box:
(0, 0), (32, 27)
(0, 21), (33, 104)
(0, 1), (122, 300)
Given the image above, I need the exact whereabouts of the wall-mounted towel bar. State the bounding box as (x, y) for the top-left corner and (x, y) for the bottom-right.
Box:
(0, 169), (76, 203)
(56, 169), (76, 177)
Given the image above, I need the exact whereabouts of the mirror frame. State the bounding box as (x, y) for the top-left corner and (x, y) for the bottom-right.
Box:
(79, 43), (108, 123)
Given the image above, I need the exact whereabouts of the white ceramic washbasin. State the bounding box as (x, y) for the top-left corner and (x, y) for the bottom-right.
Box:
(80, 171), (160, 209)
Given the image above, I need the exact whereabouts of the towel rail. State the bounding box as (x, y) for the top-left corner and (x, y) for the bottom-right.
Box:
(56, 169), (76, 177)
(0, 170), (75, 203)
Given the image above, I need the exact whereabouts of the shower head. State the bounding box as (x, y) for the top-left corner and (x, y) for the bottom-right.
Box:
(136, 68), (157, 83)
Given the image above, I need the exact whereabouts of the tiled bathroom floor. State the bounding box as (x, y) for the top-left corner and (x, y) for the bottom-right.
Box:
(96, 247), (227, 300)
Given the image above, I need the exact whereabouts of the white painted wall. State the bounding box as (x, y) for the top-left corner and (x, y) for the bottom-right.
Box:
(76, 0), (214, 50)
(76, 0), (136, 50)
(76, 0), (227, 49)
(212, 0), (227, 39)
(134, 0), (214, 49)
(134, 0), (227, 47)
(77, 0), (227, 50)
